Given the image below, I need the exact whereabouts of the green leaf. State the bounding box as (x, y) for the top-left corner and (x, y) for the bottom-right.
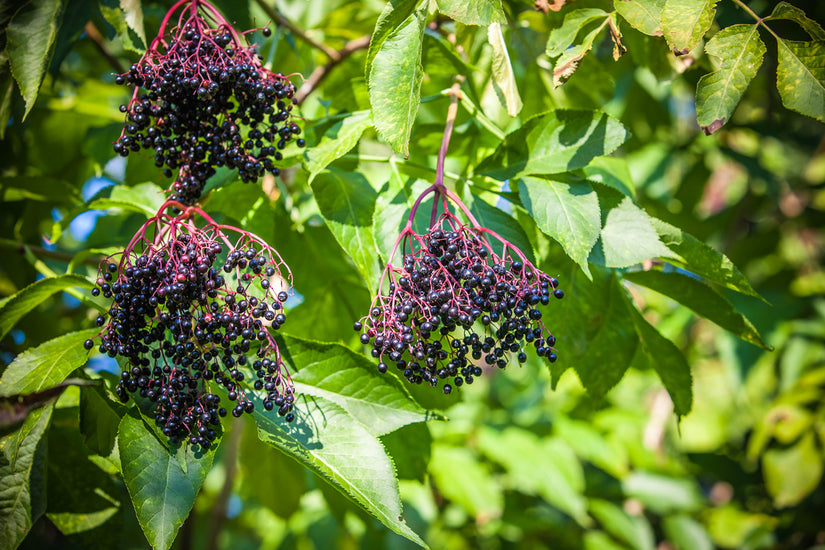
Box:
(477, 110), (629, 181)
(662, 515), (714, 550)
(0, 274), (93, 341)
(651, 218), (759, 297)
(767, 2), (825, 41)
(118, 411), (217, 550)
(366, 0), (421, 79)
(599, 196), (674, 268)
(253, 396), (425, 546)
(775, 39), (825, 123)
(435, 0), (504, 26)
(551, 266), (638, 397)
(0, 403), (53, 550)
(368, 8), (425, 155)
(623, 270), (770, 350)
(281, 334), (433, 436)
(0, 328), (98, 397)
(763, 431), (824, 508)
(696, 25), (766, 134)
(459, 188), (536, 265)
(660, 0), (717, 55)
(5, 0), (64, 119)
(306, 110), (372, 182)
(79, 385), (123, 457)
(99, 0), (147, 54)
(623, 296), (693, 416)
(614, 0), (665, 37)
(554, 417), (629, 479)
(589, 499), (655, 550)
(478, 427), (589, 525)
(546, 9), (609, 58)
(488, 22), (522, 116)
(621, 472), (704, 514)
(519, 177), (600, 277)
(552, 16), (610, 87)
(311, 168), (383, 293)
(87, 182), (166, 217)
(0, 176), (81, 203)
(429, 444), (503, 520)
(581, 156), (636, 197)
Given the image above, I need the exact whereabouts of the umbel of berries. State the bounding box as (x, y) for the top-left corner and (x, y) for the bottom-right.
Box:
(113, 0), (305, 205)
(354, 105), (563, 394)
(86, 200), (297, 448)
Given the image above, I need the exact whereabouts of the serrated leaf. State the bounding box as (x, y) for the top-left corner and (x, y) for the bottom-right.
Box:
(488, 22), (522, 116)
(118, 411), (217, 550)
(660, 0), (717, 55)
(311, 168), (383, 293)
(478, 427), (589, 524)
(546, 9), (609, 57)
(368, 8), (425, 155)
(599, 196), (674, 268)
(763, 432), (823, 508)
(280, 334), (433, 436)
(624, 294), (693, 416)
(459, 188), (536, 265)
(614, 0), (665, 37)
(0, 274), (93, 341)
(429, 444), (503, 519)
(0, 328), (98, 397)
(253, 395), (425, 546)
(478, 110), (629, 181)
(87, 182), (166, 217)
(99, 0), (146, 53)
(306, 111), (372, 182)
(651, 218), (759, 297)
(582, 156), (635, 197)
(436, 0), (504, 26)
(366, 0), (421, 79)
(696, 25), (766, 134)
(767, 2), (825, 41)
(5, 0), (64, 119)
(519, 177), (600, 277)
(775, 39), (825, 122)
(0, 403), (53, 550)
(624, 270), (769, 349)
(79, 385), (123, 457)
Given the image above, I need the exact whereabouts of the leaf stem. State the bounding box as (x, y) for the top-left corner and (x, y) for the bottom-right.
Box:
(729, 0), (780, 40)
(251, 0), (340, 59)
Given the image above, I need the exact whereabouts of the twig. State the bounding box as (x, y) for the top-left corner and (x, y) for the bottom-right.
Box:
(251, 0), (339, 59)
(293, 35), (371, 105)
(84, 22), (126, 74)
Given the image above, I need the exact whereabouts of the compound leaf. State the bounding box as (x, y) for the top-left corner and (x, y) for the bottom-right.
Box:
(696, 25), (766, 134)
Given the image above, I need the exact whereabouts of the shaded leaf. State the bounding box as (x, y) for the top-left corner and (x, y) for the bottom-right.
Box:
(478, 110), (629, 180)
(0, 403), (53, 550)
(368, 8), (426, 155)
(767, 2), (825, 40)
(554, 417), (630, 479)
(79, 385), (123, 457)
(99, 0), (146, 53)
(552, 15), (610, 87)
(254, 395), (425, 546)
(0, 329), (98, 397)
(5, 0), (64, 119)
(519, 177), (600, 277)
(763, 432), (824, 508)
(546, 9), (609, 57)
(281, 334), (434, 436)
(624, 270), (769, 350)
(581, 156), (635, 197)
(459, 188), (536, 265)
(696, 25), (766, 133)
(429, 444), (503, 519)
(651, 218), (759, 297)
(118, 411), (217, 550)
(0, 274), (93, 341)
(311, 168), (383, 293)
(0, 176), (81, 203)
(624, 294), (693, 416)
(775, 38), (825, 122)
(488, 22), (522, 116)
(615, 0), (665, 37)
(306, 110), (372, 182)
(660, 0), (717, 54)
(436, 0), (504, 26)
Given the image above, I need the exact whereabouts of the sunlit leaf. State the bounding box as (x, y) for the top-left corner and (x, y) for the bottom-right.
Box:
(488, 22), (522, 115)
(775, 38), (825, 122)
(660, 0), (717, 55)
(763, 432), (824, 508)
(436, 0), (504, 26)
(615, 0), (665, 37)
(306, 110), (373, 182)
(0, 274), (92, 341)
(598, 196), (674, 268)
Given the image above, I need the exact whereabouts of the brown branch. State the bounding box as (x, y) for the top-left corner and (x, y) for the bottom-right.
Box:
(293, 35), (371, 105)
(84, 22), (126, 74)
(251, 0), (339, 59)
(0, 237), (102, 268)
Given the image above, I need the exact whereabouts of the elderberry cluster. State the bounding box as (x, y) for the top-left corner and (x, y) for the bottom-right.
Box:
(86, 219), (296, 448)
(113, 14), (304, 204)
(355, 226), (563, 394)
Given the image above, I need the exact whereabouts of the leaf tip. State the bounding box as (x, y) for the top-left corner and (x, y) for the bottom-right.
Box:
(701, 118), (726, 135)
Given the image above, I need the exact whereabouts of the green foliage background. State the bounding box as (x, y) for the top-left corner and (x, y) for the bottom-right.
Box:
(1, 0), (824, 548)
